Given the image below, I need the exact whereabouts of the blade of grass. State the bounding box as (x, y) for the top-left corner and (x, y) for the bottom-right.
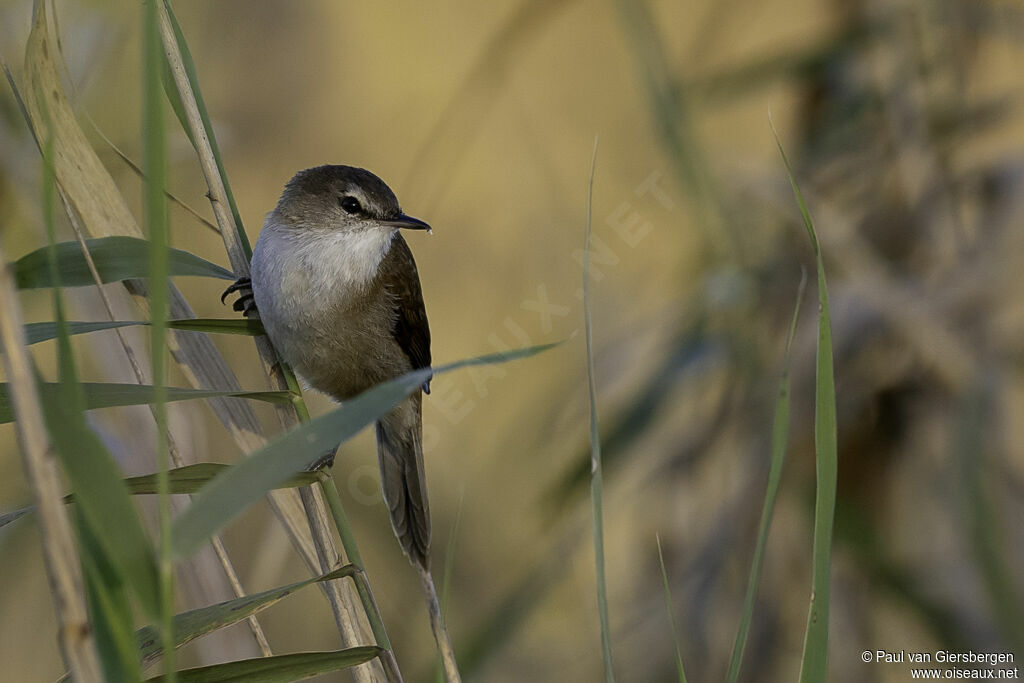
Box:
(2, 465), (320, 530)
(154, 317), (264, 335)
(0, 220), (101, 678)
(38, 372), (163, 618)
(611, 0), (732, 256)
(433, 491), (465, 683)
(24, 0), (141, 242)
(14, 236), (233, 288)
(655, 535), (688, 683)
(172, 344), (557, 559)
(142, 0), (176, 675)
(143, 647), (383, 683)
(122, 465), (318, 496)
(726, 269), (806, 682)
(316, 473), (403, 682)
(78, 511), (144, 681)
(138, 565), (357, 665)
(87, 114), (220, 234)
(582, 138), (614, 682)
(159, 0), (250, 259)
(2, 53), (37, 140)
(0, 507), (32, 528)
(771, 118), (838, 683)
(440, 491), (464, 623)
(23, 318), (264, 345)
(0, 384), (293, 424)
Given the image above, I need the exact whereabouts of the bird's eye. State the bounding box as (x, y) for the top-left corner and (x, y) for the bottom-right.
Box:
(339, 196), (362, 214)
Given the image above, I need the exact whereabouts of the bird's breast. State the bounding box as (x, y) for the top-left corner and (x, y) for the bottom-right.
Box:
(251, 222), (406, 400)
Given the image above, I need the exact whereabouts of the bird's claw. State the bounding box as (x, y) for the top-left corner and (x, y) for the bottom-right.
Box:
(222, 277), (259, 317)
(306, 449), (337, 472)
(220, 277), (250, 304)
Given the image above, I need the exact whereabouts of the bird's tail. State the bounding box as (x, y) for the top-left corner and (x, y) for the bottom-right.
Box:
(376, 393), (430, 569)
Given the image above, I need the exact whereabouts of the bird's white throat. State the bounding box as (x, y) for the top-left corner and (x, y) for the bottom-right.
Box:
(311, 226), (397, 288)
(253, 221), (397, 314)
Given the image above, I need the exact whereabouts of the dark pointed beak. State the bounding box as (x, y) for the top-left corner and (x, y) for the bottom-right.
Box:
(383, 214), (431, 231)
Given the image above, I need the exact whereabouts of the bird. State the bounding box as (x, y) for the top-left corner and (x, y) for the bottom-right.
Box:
(224, 164), (433, 569)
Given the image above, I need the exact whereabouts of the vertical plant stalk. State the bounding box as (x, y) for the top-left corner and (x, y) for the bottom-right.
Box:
(295, 485), (375, 667)
(655, 535), (688, 683)
(416, 565), (461, 683)
(317, 473), (403, 682)
(433, 494), (465, 683)
(276, 378), (373, 654)
(87, 119), (221, 235)
(143, 0), (175, 678)
(772, 121), (838, 683)
(0, 244), (102, 682)
(156, 4), (394, 681)
(205, 538), (273, 656)
(583, 137), (615, 683)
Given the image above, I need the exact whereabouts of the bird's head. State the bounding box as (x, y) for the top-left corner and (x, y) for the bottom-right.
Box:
(274, 165), (431, 234)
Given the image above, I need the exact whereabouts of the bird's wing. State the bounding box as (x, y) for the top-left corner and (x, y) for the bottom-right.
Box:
(381, 234), (432, 390)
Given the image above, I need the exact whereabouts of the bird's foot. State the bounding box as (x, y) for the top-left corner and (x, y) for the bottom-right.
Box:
(221, 277), (258, 317)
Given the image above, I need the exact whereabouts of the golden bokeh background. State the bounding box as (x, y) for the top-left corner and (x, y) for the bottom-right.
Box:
(1, 1), (1023, 681)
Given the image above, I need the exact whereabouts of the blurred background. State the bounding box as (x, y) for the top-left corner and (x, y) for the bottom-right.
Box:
(2, 0), (1023, 681)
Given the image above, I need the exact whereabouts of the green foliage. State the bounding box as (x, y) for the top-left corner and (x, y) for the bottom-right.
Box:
(138, 566), (358, 665)
(143, 647), (383, 682)
(160, 0), (251, 258)
(0, 464), (320, 530)
(656, 535), (688, 683)
(38, 370), (163, 619)
(78, 513), (145, 682)
(726, 271), (806, 682)
(16, 0), (1014, 679)
(172, 344), (557, 559)
(13, 237), (233, 289)
(28, 8), (160, 677)
(0, 383), (293, 424)
(23, 318), (264, 345)
(582, 139), (615, 682)
(772, 126), (838, 683)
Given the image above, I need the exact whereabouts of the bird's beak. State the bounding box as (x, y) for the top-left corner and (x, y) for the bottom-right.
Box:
(382, 214), (432, 232)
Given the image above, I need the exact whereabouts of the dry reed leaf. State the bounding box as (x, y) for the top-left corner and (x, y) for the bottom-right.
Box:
(21, 0), (320, 633)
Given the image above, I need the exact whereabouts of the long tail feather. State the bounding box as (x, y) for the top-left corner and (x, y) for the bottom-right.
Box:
(376, 393), (430, 568)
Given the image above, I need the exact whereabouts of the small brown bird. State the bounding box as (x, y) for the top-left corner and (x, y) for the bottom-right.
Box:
(226, 165), (433, 568)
